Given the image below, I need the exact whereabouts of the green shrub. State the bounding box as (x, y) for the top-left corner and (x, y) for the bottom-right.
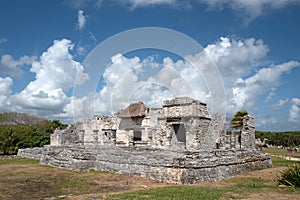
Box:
(278, 164), (300, 187)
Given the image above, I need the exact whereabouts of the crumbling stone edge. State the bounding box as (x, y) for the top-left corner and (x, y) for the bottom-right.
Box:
(18, 146), (272, 184)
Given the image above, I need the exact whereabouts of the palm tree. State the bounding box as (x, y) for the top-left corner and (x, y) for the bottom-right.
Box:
(230, 110), (248, 129)
(230, 110), (248, 148)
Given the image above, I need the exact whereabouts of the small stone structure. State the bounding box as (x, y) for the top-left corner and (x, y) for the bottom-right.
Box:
(18, 97), (272, 184)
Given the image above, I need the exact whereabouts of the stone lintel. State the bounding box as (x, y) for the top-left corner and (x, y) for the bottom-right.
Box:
(163, 97), (207, 107)
(158, 116), (211, 121)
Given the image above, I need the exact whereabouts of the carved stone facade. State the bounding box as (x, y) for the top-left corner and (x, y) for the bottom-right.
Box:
(18, 97), (272, 184)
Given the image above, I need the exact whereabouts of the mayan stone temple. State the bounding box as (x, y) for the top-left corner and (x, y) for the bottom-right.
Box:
(18, 97), (272, 184)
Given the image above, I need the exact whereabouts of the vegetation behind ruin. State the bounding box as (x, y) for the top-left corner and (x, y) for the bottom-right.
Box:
(256, 131), (300, 147)
(1, 112), (300, 155)
(0, 112), (67, 155)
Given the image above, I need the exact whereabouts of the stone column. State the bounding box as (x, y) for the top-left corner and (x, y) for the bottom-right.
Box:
(93, 130), (99, 145)
(78, 130), (84, 145)
(241, 116), (255, 150)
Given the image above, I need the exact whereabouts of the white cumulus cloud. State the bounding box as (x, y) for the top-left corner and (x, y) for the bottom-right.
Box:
(62, 36), (300, 126)
(2, 35), (298, 130)
(13, 39), (88, 117)
(0, 76), (13, 111)
(63, 52), (210, 121)
(202, 37), (270, 114)
(230, 61), (299, 111)
(0, 54), (36, 77)
(289, 98), (300, 122)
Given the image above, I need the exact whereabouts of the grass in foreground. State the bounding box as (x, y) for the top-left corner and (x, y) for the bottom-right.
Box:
(0, 156), (135, 200)
(106, 176), (300, 200)
(105, 186), (222, 200)
(1, 156), (300, 200)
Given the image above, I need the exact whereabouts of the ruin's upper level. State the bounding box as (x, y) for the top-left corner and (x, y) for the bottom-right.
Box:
(50, 97), (256, 151)
(161, 97), (211, 120)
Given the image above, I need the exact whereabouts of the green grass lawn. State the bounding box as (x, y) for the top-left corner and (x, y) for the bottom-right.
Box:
(106, 175), (300, 200)
(0, 156), (39, 165)
(263, 147), (300, 158)
(271, 156), (300, 167)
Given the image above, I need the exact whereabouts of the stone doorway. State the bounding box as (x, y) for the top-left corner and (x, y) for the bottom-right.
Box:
(171, 124), (186, 149)
(133, 130), (142, 141)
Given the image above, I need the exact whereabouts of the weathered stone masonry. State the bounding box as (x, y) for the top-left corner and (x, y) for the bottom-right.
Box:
(18, 97), (272, 184)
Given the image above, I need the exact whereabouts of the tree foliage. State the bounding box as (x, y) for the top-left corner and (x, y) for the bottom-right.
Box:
(230, 110), (248, 129)
(256, 131), (300, 147)
(0, 117), (67, 155)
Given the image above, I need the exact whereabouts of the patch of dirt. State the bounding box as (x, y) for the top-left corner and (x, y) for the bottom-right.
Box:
(238, 167), (285, 183)
(242, 191), (300, 200)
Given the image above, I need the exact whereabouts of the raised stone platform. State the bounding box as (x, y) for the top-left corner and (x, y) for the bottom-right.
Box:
(18, 145), (272, 184)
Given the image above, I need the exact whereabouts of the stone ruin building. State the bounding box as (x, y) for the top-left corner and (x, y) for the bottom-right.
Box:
(18, 97), (272, 184)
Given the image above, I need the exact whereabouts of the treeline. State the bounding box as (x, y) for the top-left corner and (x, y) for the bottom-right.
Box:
(255, 131), (300, 147)
(0, 113), (67, 155)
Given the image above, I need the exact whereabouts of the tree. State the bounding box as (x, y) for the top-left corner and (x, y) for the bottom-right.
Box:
(230, 110), (248, 129)
(0, 127), (18, 155)
(44, 120), (67, 134)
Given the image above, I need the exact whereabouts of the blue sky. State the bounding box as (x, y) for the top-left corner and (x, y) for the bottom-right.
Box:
(0, 0), (300, 131)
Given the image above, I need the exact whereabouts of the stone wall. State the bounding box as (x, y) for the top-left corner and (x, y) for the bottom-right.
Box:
(17, 147), (44, 160)
(31, 145), (272, 184)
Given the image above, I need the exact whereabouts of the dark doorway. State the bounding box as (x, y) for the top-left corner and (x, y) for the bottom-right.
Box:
(172, 124), (186, 143)
(133, 130), (142, 141)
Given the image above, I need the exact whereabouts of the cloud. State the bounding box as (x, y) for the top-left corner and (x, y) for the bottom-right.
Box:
(65, 0), (103, 9)
(255, 115), (277, 127)
(13, 39), (88, 117)
(66, 0), (299, 23)
(201, 37), (270, 114)
(1, 35), (298, 130)
(289, 98), (300, 122)
(118, 0), (178, 9)
(0, 54), (36, 77)
(270, 98), (289, 110)
(198, 0), (300, 24)
(77, 10), (87, 30)
(204, 37), (269, 79)
(230, 61), (299, 111)
(0, 77), (13, 112)
(63, 52), (210, 121)
(62, 36), (300, 126)
(266, 88), (276, 101)
(0, 38), (7, 45)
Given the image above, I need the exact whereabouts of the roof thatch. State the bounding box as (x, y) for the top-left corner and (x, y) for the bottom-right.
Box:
(117, 102), (147, 118)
